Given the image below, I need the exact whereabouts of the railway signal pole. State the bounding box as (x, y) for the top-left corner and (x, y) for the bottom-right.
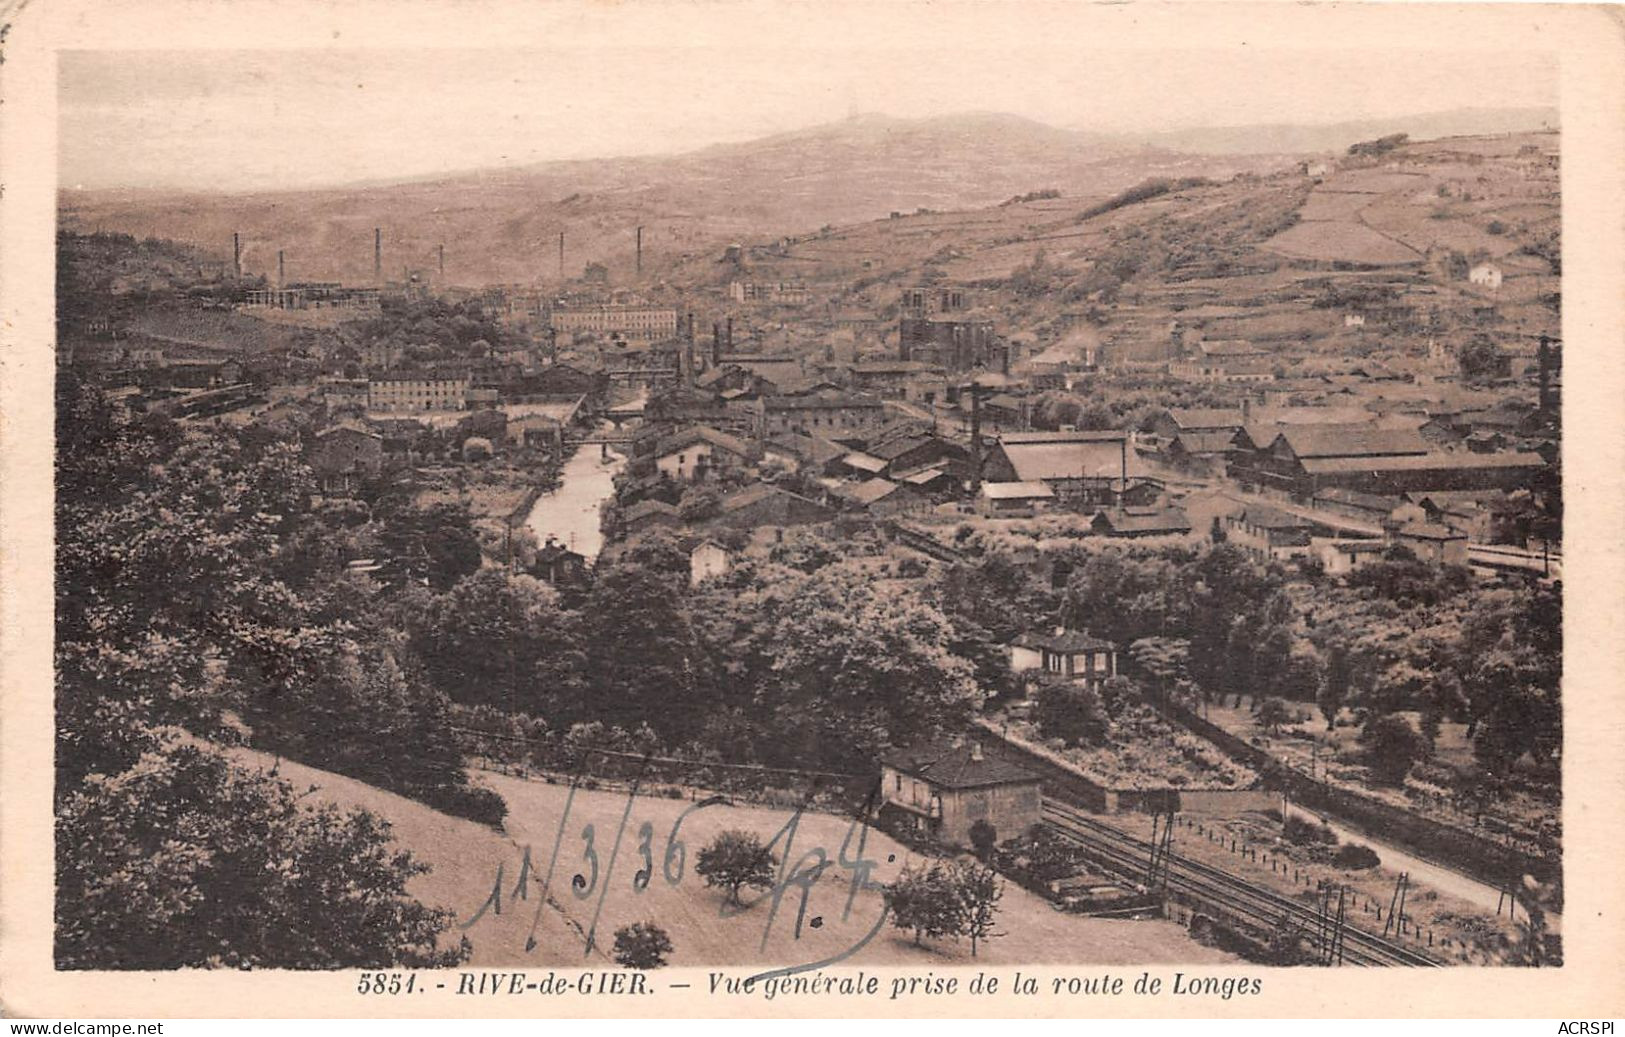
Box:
(1382, 872), (1411, 939)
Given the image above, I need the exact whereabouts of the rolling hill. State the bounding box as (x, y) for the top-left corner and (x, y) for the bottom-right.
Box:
(58, 112), (1294, 288)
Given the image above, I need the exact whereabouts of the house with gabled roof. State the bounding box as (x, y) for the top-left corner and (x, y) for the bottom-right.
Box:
(1009, 628), (1118, 689)
(652, 425), (758, 481)
(1226, 505), (1316, 561)
(879, 736), (1041, 847)
(1090, 506), (1193, 539)
(707, 483), (833, 530)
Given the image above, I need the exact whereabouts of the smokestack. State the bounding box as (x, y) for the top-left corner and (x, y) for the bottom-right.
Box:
(1120, 435), (1128, 497)
(232, 233), (241, 278)
(712, 322), (722, 367)
(726, 316), (734, 351)
(558, 232), (565, 280)
(439, 243), (445, 278)
(277, 250), (284, 289)
(374, 228), (382, 283)
(635, 226), (643, 276)
(969, 387), (984, 495)
(1538, 335), (1553, 413)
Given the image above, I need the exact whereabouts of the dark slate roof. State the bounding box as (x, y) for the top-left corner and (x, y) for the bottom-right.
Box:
(1093, 507), (1193, 535)
(1012, 629), (1115, 653)
(765, 433), (846, 466)
(851, 360), (942, 375)
(717, 482), (826, 515)
(879, 739), (1039, 790)
(837, 478), (906, 506)
(1276, 426), (1429, 460)
(1312, 487), (1403, 512)
(1172, 430), (1238, 455)
(1299, 451), (1544, 475)
(653, 425), (755, 459)
(622, 499), (679, 522)
(316, 421), (381, 440)
(763, 393), (883, 410)
(1236, 505), (1314, 530)
(868, 435), (938, 461)
(1168, 407), (1246, 431)
(1397, 521), (1467, 541)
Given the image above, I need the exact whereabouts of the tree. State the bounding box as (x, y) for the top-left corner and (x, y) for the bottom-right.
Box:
(1359, 713), (1428, 786)
(695, 830), (778, 906)
(56, 739), (468, 969)
(968, 820), (999, 862)
(948, 860), (1004, 958)
(1274, 643), (1324, 704)
(883, 864), (959, 947)
(612, 922), (674, 969)
(579, 550), (706, 740)
(373, 500), (482, 590)
(1033, 678), (1109, 747)
(1460, 586), (1561, 776)
(1319, 642), (1353, 731)
(1458, 336), (1508, 384)
(406, 569), (583, 712)
(1255, 697), (1291, 735)
(751, 569), (982, 770)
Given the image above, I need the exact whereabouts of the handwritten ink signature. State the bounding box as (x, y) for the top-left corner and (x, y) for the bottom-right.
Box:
(459, 761), (891, 980)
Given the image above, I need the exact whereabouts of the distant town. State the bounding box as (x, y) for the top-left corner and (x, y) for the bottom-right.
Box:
(57, 125), (1562, 972)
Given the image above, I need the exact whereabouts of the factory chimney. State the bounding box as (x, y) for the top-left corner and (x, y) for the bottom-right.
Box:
(635, 226), (643, 276)
(277, 250), (285, 289)
(1538, 335), (1554, 414)
(712, 322), (722, 367)
(438, 244), (445, 279)
(374, 228), (382, 283)
(232, 233), (241, 278)
(558, 232), (565, 280)
(725, 316), (734, 352)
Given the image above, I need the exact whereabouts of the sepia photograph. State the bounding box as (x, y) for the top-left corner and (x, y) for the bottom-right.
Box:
(3, 0), (1623, 1023)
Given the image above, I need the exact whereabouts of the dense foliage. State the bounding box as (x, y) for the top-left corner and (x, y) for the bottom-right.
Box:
(55, 378), (502, 966)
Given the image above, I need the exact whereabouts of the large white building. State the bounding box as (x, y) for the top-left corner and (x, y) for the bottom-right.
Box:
(549, 302), (678, 341)
(366, 372), (469, 412)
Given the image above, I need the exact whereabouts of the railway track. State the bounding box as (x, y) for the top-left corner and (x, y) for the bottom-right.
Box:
(1043, 801), (1442, 968)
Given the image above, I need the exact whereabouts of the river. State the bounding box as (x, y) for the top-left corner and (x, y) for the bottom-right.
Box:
(525, 438), (626, 561)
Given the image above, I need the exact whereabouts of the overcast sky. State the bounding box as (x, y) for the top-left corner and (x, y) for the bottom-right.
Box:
(60, 39), (1557, 193)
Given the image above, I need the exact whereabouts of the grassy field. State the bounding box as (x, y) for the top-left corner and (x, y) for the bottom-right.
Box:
(225, 747), (1236, 969)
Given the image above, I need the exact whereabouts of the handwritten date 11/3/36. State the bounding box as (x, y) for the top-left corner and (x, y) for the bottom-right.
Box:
(457, 776), (891, 976)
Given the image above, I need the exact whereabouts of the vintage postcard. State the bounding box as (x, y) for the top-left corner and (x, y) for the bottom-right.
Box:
(2, 0), (1623, 1021)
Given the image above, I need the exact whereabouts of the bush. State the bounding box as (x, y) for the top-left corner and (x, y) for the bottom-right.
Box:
(1284, 815), (1337, 846)
(57, 742), (469, 969)
(1334, 844), (1381, 870)
(612, 921), (673, 969)
(969, 820), (998, 861)
(420, 783), (508, 829)
(1033, 679), (1108, 747)
(1360, 712), (1429, 786)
